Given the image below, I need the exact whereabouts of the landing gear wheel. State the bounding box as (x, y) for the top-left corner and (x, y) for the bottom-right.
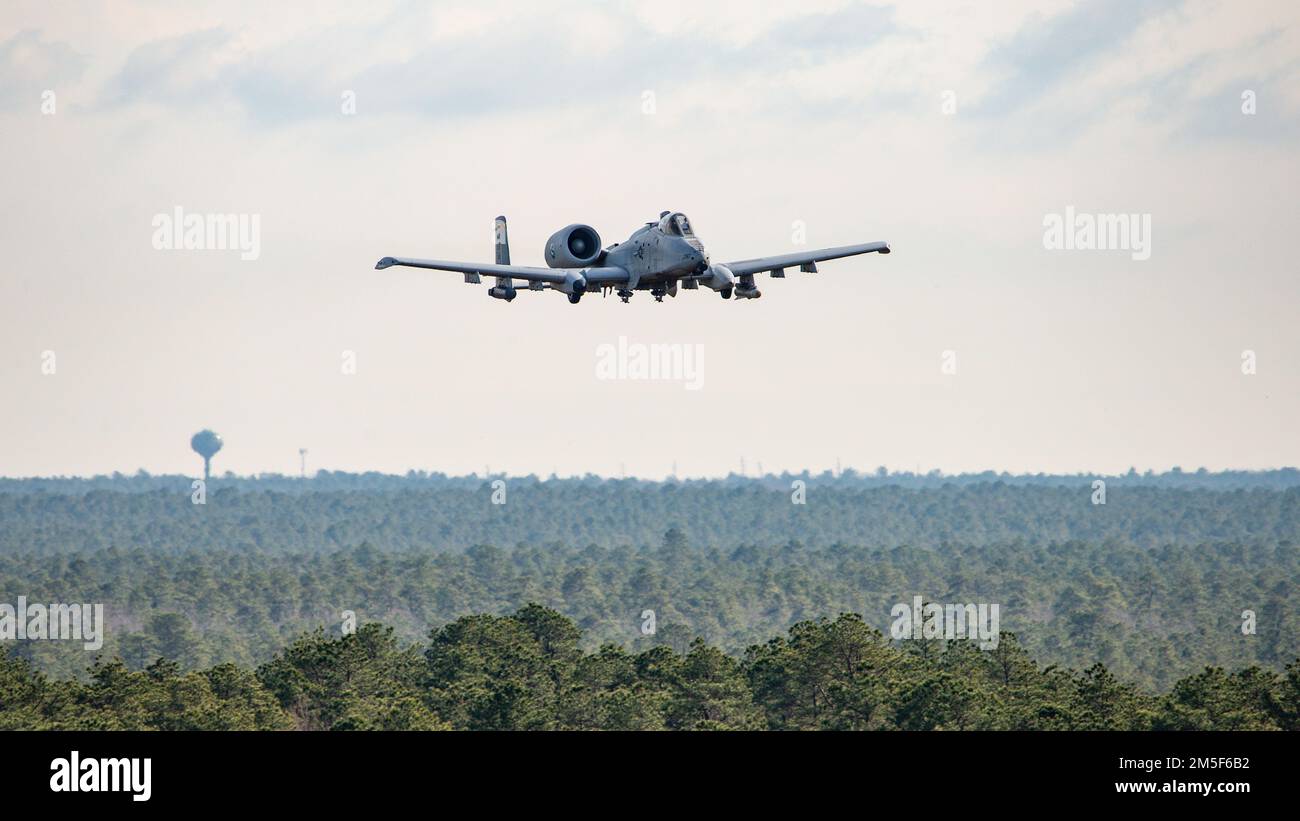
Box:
(720, 287), (732, 300)
(568, 293), (582, 304)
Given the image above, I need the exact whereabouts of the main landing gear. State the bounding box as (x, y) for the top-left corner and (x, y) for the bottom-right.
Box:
(568, 292), (582, 304)
(720, 287), (732, 299)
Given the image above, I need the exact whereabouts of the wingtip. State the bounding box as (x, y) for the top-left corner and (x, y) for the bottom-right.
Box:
(375, 256), (396, 270)
(880, 243), (891, 255)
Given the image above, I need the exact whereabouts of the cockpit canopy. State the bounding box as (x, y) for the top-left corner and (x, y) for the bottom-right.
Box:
(658, 212), (696, 238)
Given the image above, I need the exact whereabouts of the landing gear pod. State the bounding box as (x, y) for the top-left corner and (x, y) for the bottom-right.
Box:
(734, 273), (761, 299)
(702, 263), (735, 293)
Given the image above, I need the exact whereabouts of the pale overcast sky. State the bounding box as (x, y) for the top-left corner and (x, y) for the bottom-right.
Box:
(1, 0), (1297, 478)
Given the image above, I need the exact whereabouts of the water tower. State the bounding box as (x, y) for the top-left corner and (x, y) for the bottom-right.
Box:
(190, 429), (223, 482)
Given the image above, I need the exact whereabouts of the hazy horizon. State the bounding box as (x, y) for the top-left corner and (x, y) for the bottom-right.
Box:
(3, 463), (1298, 483)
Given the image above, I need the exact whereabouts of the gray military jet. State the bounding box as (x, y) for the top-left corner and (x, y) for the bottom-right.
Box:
(375, 212), (889, 303)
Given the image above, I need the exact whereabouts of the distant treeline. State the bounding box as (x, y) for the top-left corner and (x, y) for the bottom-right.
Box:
(2, 478), (1297, 557)
(3, 607), (1297, 730)
(3, 467), (1299, 494)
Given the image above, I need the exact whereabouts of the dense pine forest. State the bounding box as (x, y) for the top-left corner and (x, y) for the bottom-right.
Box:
(1, 470), (1297, 723)
(3, 606), (1298, 730)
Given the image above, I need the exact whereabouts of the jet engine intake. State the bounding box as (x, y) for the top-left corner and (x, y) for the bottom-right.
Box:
(544, 224), (603, 268)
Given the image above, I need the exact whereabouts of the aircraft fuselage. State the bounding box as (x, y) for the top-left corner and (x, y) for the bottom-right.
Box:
(603, 222), (708, 288)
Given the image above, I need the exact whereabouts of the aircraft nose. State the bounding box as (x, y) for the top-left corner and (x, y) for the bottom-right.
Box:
(685, 243), (707, 272)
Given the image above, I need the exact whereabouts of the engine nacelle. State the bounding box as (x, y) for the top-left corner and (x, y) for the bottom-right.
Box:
(701, 263), (736, 292)
(544, 224), (602, 268)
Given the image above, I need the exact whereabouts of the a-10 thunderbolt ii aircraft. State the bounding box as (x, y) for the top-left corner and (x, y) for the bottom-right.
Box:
(375, 212), (889, 304)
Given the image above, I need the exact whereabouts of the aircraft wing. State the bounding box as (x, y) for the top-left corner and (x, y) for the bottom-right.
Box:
(375, 256), (569, 284)
(721, 241), (890, 276)
(375, 257), (632, 286)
